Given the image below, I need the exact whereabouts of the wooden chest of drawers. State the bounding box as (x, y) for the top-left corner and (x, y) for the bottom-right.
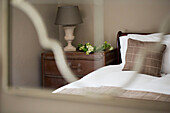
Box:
(41, 49), (118, 89)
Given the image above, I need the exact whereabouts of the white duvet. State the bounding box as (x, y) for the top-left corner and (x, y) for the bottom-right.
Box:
(52, 65), (170, 95)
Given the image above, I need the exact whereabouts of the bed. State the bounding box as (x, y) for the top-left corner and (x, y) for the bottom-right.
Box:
(53, 31), (170, 102)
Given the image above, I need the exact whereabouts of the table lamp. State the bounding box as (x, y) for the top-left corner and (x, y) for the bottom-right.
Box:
(55, 6), (83, 51)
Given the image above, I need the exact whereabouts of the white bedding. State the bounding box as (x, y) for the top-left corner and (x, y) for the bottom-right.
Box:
(52, 64), (170, 95)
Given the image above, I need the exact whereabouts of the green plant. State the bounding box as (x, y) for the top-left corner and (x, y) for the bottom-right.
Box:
(77, 41), (113, 55)
(78, 42), (95, 55)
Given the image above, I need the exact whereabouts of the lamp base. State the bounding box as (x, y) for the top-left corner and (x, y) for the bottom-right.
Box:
(63, 26), (76, 51)
(64, 44), (76, 51)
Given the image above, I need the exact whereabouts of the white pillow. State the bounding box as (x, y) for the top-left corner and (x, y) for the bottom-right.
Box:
(161, 35), (170, 74)
(127, 33), (162, 38)
(119, 33), (170, 74)
(119, 36), (129, 68)
(127, 33), (162, 42)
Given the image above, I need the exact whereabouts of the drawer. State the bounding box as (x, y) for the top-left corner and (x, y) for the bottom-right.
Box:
(43, 59), (104, 76)
(43, 76), (68, 89)
(67, 59), (104, 75)
(44, 59), (61, 75)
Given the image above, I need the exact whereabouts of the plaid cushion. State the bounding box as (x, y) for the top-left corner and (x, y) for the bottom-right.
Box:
(123, 39), (166, 77)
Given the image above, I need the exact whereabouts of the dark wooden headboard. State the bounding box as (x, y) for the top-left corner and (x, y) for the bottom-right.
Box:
(116, 31), (152, 64)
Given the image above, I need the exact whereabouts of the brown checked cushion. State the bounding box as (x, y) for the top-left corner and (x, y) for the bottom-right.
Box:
(122, 39), (166, 77)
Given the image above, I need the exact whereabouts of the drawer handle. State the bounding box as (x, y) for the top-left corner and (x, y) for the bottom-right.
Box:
(68, 63), (82, 72)
(71, 65), (78, 69)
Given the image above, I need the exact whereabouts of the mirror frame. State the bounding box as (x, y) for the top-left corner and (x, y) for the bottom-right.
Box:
(2, 0), (170, 112)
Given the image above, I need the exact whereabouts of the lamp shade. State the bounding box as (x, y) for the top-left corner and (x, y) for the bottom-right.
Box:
(55, 6), (83, 26)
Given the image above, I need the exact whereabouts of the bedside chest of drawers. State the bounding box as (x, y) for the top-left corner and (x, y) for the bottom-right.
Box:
(41, 49), (118, 89)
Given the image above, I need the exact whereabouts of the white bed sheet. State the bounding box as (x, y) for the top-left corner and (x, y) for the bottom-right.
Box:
(52, 64), (170, 95)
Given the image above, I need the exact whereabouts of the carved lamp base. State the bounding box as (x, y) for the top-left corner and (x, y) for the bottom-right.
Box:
(63, 26), (76, 51)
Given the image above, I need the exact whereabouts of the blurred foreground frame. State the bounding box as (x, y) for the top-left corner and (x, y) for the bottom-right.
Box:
(1, 0), (170, 112)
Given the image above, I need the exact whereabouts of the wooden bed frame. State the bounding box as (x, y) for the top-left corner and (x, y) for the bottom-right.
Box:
(116, 31), (151, 64)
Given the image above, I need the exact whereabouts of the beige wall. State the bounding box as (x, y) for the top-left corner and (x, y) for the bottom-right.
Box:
(104, 0), (170, 45)
(0, 0), (2, 111)
(11, 4), (59, 87)
(1, 0), (170, 112)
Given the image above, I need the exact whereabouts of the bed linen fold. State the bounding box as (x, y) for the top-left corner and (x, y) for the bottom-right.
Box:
(53, 65), (170, 102)
(57, 86), (170, 102)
